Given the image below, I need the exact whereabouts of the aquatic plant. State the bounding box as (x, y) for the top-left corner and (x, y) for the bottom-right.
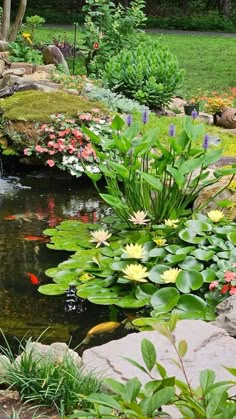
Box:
(38, 213), (236, 320)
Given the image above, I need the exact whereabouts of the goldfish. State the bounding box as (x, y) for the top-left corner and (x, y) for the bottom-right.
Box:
(23, 235), (50, 242)
(4, 213), (32, 222)
(82, 321), (121, 344)
(26, 272), (40, 285)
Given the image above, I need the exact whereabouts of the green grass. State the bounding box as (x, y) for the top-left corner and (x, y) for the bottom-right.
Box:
(34, 26), (236, 96)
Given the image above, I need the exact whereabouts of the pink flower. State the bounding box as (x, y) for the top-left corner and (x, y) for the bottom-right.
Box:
(47, 141), (54, 148)
(221, 284), (230, 295)
(48, 150), (56, 155)
(224, 271), (235, 282)
(229, 286), (236, 295)
(79, 113), (92, 121)
(209, 281), (219, 290)
(49, 134), (56, 139)
(46, 159), (55, 167)
(23, 148), (30, 156)
(92, 108), (100, 113)
(40, 124), (48, 130)
(35, 145), (45, 153)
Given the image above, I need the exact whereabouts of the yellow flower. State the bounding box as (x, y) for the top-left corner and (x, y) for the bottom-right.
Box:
(123, 243), (146, 259)
(164, 219), (180, 228)
(22, 32), (31, 38)
(122, 264), (149, 282)
(128, 211), (150, 225)
(160, 268), (182, 283)
(207, 210), (224, 223)
(153, 237), (167, 247)
(90, 229), (112, 247)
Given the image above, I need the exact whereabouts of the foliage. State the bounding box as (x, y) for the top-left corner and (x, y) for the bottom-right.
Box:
(71, 318), (236, 419)
(82, 0), (147, 75)
(25, 15), (46, 42)
(202, 91), (234, 114)
(38, 211), (236, 320)
(0, 337), (101, 415)
(103, 40), (184, 109)
(85, 115), (231, 225)
(8, 40), (43, 64)
(51, 72), (97, 94)
(23, 112), (111, 177)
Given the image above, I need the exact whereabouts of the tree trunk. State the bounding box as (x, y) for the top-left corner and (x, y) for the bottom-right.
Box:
(2, 0), (11, 41)
(217, 0), (232, 16)
(8, 0), (27, 42)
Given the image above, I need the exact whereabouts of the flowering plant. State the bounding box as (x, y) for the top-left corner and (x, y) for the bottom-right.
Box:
(51, 73), (96, 94)
(209, 264), (236, 297)
(23, 112), (112, 177)
(202, 91), (233, 114)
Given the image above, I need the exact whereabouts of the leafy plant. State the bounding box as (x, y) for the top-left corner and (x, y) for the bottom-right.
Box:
(202, 91), (234, 115)
(70, 318), (236, 419)
(0, 334), (101, 415)
(103, 40), (184, 109)
(25, 15), (46, 42)
(8, 41), (43, 64)
(82, 0), (147, 75)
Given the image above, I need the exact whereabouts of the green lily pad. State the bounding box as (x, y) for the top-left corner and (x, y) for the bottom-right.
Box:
(176, 270), (203, 293)
(151, 287), (180, 312)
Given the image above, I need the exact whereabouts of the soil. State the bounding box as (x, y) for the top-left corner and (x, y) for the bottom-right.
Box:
(0, 390), (59, 418)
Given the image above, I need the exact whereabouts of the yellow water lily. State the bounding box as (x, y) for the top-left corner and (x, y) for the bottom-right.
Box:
(128, 211), (150, 225)
(122, 264), (149, 282)
(90, 229), (112, 247)
(160, 268), (182, 283)
(207, 210), (224, 223)
(153, 237), (167, 247)
(164, 219), (180, 228)
(123, 243), (146, 259)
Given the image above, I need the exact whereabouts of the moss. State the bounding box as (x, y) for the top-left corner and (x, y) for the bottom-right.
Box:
(0, 91), (108, 122)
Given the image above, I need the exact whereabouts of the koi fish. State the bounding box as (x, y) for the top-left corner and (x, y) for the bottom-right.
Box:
(64, 285), (87, 313)
(26, 272), (40, 285)
(23, 235), (50, 242)
(82, 321), (121, 344)
(4, 214), (32, 222)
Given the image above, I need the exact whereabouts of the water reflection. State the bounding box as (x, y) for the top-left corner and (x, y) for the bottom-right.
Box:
(0, 175), (131, 352)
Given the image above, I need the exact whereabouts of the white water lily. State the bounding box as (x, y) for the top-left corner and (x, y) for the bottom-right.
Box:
(207, 210), (224, 223)
(90, 229), (112, 247)
(128, 211), (150, 225)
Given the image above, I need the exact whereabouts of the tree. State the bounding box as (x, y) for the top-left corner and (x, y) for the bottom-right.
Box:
(1, 0), (27, 42)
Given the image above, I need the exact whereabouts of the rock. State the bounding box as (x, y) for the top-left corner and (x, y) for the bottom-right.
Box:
(193, 175), (236, 220)
(15, 341), (82, 367)
(213, 295), (236, 336)
(0, 41), (9, 52)
(36, 64), (56, 74)
(0, 51), (10, 60)
(10, 62), (34, 75)
(168, 96), (185, 113)
(0, 355), (11, 376)
(0, 59), (6, 74)
(82, 320), (236, 386)
(215, 108), (236, 129)
(64, 88), (79, 95)
(43, 45), (70, 74)
(2, 68), (26, 77)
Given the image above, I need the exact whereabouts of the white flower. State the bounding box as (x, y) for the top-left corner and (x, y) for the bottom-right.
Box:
(122, 264), (149, 282)
(123, 243), (146, 259)
(90, 229), (112, 247)
(207, 210), (224, 223)
(160, 268), (182, 283)
(128, 211), (150, 225)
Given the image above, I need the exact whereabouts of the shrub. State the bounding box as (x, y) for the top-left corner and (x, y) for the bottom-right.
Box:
(103, 40), (184, 109)
(8, 40), (43, 64)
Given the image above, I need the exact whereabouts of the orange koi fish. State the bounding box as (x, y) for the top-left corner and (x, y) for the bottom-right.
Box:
(82, 321), (121, 344)
(26, 272), (40, 285)
(4, 214), (32, 222)
(23, 235), (50, 242)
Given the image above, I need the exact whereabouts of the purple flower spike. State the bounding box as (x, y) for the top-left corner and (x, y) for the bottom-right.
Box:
(126, 114), (133, 127)
(142, 109), (149, 124)
(203, 134), (209, 150)
(168, 123), (176, 137)
(191, 108), (198, 120)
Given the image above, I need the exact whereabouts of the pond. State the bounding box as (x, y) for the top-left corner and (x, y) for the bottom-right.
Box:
(0, 164), (136, 354)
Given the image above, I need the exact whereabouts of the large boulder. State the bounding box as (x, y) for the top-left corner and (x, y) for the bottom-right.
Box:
(43, 45), (69, 74)
(213, 295), (236, 337)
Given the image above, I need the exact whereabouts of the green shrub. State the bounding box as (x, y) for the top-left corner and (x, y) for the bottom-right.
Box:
(103, 40), (184, 109)
(8, 41), (43, 64)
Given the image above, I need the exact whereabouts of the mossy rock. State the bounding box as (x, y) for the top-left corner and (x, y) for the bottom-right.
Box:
(0, 90), (107, 122)
(0, 90), (108, 150)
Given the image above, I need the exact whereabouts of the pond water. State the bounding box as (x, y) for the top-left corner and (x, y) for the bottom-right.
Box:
(0, 166), (136, 354)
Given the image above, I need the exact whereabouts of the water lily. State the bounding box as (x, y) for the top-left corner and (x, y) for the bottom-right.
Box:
(160, 268), (182, 283)
(153, 237), (167, 247)
(164, 219), (179, 228)
(207, 210), (224, 223)
(122, 264), (149, 282)
(90, 229), (112, 247)
(123, 243), (146, 259)
(128, 211), (150, 225)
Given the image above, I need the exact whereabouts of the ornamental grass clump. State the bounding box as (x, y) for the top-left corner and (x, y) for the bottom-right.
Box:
(103, 40), (184, 109)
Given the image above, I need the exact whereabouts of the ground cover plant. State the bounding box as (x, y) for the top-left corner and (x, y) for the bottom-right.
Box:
(38, 116), (236, 321)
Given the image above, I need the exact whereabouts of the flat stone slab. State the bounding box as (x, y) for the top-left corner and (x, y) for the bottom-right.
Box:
(82, 320), (236, 387)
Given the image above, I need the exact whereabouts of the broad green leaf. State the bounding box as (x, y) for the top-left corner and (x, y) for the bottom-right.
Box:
(179, 228), (205, 244)
(123, 378), (142, 403)
(178, 340), (188, 358)
(202, 148), (222, 169)
(141, 338), (156, 372)
(179, 256), (203, 271)
(201, 268), (216, 283)
(185, 220), (212, 233)
(140, 387), (175, 415)
(167, 165), (186, 187)
(148, 264), (170, 284)
(100, 194), (124, 208)
(151, 288), (180, 312)
(38, 284), (67, 295)
(227, 232), (236, 245)
(108, 161), (129, 179)
(86, 393), (121, 410)
(139, 172), (163, 191)
(111, 114), (125, 131)
(176, 270), (203, 293)
(179, 155), (205, 175)
(176, 294), (207, 314)
(200, 369), (215, 393)
(190, 249), (215, 261)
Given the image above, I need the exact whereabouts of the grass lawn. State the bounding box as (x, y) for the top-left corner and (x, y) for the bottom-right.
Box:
(35, 26), (236, 96)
